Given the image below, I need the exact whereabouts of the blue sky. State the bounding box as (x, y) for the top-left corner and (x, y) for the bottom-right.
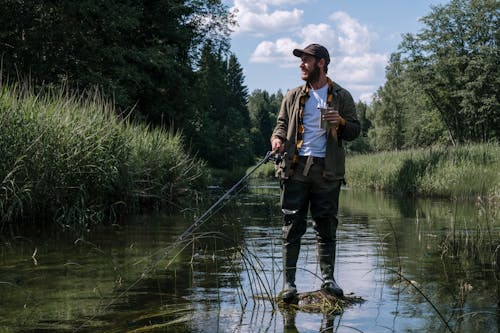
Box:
(225, 0), (449, 103)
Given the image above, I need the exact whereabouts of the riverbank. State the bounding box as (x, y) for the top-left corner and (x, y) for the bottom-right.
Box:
(347, 144), (499, 200)
(252, 144), (500, 201)
(0, 83), (207, 233)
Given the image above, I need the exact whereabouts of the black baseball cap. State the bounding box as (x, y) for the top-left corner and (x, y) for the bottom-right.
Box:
(293, 43), (330, 65)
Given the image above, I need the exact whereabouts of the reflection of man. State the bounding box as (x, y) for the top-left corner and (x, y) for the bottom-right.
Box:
(282, 310), (335, 332)
(271, 44), (360, 303)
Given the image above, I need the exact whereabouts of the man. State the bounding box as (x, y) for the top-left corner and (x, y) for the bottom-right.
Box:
(270, 43), (360, 303)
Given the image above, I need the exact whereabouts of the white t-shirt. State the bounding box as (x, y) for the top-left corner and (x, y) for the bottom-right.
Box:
(299, 84), (328, 157)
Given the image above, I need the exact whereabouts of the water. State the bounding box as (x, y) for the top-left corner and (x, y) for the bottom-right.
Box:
(1, 182), (499, 332)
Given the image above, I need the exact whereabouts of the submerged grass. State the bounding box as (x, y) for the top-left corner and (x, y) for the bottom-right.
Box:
(0, 82), (207, 233)
(346, 144), (500, 200)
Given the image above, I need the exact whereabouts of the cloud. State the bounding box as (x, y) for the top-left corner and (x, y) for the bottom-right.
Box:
(250, 38), (300, 64)
(297, 24), (336, 50)
(359, 92), (375, 103)
(329, 11), (376, 55)
(242, 9), (389, 100)
(230, 0), (304, 36)
(250, 23), (337, 64)
(333, 53), (388, 84)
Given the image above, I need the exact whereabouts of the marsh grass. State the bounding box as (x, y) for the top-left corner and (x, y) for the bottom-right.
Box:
(347, 144), (500, 199)
(438, 198), (500, 306)
(0, 82), (206, 233)
(375, 197), (499, 333)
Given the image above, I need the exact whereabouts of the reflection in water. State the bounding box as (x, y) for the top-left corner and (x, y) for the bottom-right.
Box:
(281, 309), (336, 333)
(0, 182), (499, 332)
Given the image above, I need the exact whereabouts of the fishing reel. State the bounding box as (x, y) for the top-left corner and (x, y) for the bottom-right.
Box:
(265, 151), (286, 164)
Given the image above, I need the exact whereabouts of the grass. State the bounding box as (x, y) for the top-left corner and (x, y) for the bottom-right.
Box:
(346, 144), (500, 200)
(0, 82), (207, 233)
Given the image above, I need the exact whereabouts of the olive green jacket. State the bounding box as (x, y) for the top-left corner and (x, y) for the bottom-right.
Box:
(271, 79), (360, 180)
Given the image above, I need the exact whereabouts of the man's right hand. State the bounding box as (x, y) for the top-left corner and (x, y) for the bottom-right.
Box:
(271, 137), (285, 153)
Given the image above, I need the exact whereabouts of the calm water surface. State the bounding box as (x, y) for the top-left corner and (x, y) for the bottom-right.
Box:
(1, 182), (499, 332)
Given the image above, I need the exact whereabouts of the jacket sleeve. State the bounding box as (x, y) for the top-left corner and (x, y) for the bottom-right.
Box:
(338, 90), (360, 141)
(271, 91), (291, 143)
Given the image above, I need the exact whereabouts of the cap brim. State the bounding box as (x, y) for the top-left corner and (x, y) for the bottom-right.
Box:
(293, 48), (316, 58)
(293, 49), (303, 57)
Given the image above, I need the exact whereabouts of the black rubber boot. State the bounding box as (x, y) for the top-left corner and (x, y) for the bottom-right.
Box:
(281, 242), (300, 303)
(318, 241), (344, 298)
(283, 310), (299, 332)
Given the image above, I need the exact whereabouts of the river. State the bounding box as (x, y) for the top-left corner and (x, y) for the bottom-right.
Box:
(1, 181), (498, 332)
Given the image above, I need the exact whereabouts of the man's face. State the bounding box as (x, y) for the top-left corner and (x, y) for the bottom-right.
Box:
(299, 54), (321, 83)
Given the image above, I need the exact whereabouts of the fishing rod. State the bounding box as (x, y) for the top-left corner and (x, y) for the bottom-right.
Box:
(176, 150), (284, 242)
(73, 151), (284, 332)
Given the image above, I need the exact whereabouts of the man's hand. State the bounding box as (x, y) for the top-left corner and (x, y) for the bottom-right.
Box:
(322, 109), (341, 127)
(271, 137), (285, 153)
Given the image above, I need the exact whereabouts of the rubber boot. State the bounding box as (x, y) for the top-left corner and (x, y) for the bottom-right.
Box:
(318, 241), (344, 298)
(281, 242), (300, 303)
(282, 310), (299, 332)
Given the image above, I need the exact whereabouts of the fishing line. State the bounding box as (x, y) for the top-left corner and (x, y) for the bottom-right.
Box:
(72, 151), (284, 332)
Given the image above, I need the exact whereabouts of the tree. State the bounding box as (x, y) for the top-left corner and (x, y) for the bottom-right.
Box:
(399, 0), (500, 144)
(368, 54), (406, 151)
(226, 54), (253, 166)
(368, 52), (449, 150)
(356, 101), (372, 137)
(345, 100), (372, 153)
(248, 90), (273, 156)
(248, 89), (283, 156)
(0, 0), (234, 130)
(192, 44), (252, 169)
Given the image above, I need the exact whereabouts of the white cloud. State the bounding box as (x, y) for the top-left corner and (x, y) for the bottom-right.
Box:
(333, 53), (388, 84)
(250, 38), (300, 64)
(297, 24), (336, 50)
(250, 23), (335, 65)
(359, 92), (375, 103)
(231, 0), (304, 36)
(329, 11), (376, 55)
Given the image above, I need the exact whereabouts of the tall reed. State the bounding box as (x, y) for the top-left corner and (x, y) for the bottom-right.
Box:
(0, 82), (207, 233)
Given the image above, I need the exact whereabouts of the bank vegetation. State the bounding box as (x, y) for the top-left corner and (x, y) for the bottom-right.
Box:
(0, 83), (207, 233)
(346, 144), (500, 200)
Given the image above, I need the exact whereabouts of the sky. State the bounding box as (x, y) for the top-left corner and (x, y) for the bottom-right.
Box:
(224, 0), (450, 103)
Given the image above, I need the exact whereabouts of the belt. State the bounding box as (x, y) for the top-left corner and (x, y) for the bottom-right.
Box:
(297, 155), (324, 176)
(297, 155), (324, 164)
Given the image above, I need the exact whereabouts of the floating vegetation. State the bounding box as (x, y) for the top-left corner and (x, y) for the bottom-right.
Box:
(255, 290), (365, 315)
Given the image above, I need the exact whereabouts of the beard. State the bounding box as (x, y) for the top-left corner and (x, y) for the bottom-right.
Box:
(306, 63), (321, 84)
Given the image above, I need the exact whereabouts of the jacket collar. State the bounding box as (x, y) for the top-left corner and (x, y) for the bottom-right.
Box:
(300, 77), (340, 95)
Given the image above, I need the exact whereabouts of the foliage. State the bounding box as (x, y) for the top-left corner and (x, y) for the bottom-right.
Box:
(368, 55), (449, 151)
(397, 0), (500, 145)
(0, 0), (234, 145)
(247, 89), (283, 156)
(345, 100), (372, 153)
(191, 43), (253, 169)
(0, 83), (207, 232)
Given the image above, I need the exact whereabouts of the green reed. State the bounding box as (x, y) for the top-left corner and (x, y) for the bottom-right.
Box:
(0, 82), (206, 232)
(346, 144), (500, 199)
